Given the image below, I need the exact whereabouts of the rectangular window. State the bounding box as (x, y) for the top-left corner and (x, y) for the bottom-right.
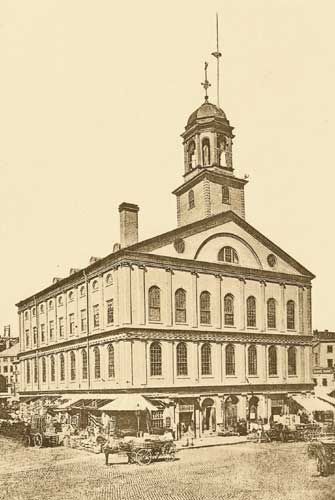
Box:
(69, 313), (75, 335)
(327, 345), (333, 353)
(80, 310), (87, 332)
(107, 300), (114, 324)
(314, 353), (319, 365)
(3, 366), (8, 373)
(49, 320), (54, 340)
(151, 410), (164, 428)
(322, 378), (328, 386)
(327, 359), (333, 368)
(40, 324), (45, 343)
(25, 329), (30, 347)
(93, 305), (100, 328)
(33, 327), (37, 345)
(59, 317), (64, 337)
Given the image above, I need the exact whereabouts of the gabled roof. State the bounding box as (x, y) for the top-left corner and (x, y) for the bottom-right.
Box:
(0, 343), (19, 358)
(130, 210), (315, 279)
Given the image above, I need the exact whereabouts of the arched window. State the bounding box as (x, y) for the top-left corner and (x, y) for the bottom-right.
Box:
(70, 351), (76, 381)
(82, 349), (88, 380)
(148, 286), (161, 322)
(287, 300), (295, 330)
(188, 140), (196, 170)
(60, 354), (65, 382)
(288, 347), (297, 376)
(248, 345), (257, 375)
(42, 357), (47, 383)
(188, 189), (195, 209)
(218, 247), (239, 264)
(202, 138), (211, 166)
(267, 299), (276, 329)
(226, 344), (235, 375)
(224, 294), (234, 326)
(268, 346), (277, 376)
(200, 291), (211, 324)
(201, 343), (212, 375)
(246, 296), (256, 327)
(26, 360), (31, 384)
(50, 355), (55, 382)
(175, 289), (186, 323)
(108, 344), (115, 378)
(176, 342), (188, 376)
(94, 347), (101, 379)
(222, 186), (230, 204)
(34, 358), (38, 384)
(150, 342), (162, 376)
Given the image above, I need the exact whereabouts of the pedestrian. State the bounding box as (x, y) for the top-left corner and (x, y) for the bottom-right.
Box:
(257, 421), (263, 444)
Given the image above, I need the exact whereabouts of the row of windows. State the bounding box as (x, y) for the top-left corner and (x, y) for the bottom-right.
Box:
(25, 342), (298, 384)
(26, 345), (115, 384)
(148, 286), (296, 330)
(188, 186), (230, 210)
(150, 342), (298, 377)
(23, 275), (114, 319)
(24, 301), (114, 347)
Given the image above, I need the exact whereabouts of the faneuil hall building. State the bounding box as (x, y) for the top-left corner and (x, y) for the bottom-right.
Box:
(16, 61), (315, 437)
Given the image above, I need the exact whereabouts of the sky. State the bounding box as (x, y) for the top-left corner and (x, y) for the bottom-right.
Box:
(1, 0), (335, 334)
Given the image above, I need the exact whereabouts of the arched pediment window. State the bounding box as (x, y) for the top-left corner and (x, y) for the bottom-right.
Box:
(50, 355), (55, 382)
(148, 286), (161, 322)
(222, 186), (230, 204)
(202, 138), (211, 166)
(287, 301), (295, 330)
(248, 345), (257, 376)
(94, 347), (100, 379)
(224, 294), (234, 326)
(187, 140), (196, 170)
(200, 291), (211, 325)
(176, 342), (188, 376)
(42, 357), (47, 383)
(226, 344), (235, 375)
(175, 289), (186, 323)
(201, 343), (212, 375)
(108, 344), (115, 379)
(268, 346), (277, 376)
(60, 354), (65, 382)
(188, 189), (195, 209)
(246, 296), (256, 327)
(267, 298), (276, 329)
(70, 351), (76, 381)
(82, 349), (88, 380)
(218, 247), (239, 264)
(288, 347), (297, 376)
(150, 342), (162, 376)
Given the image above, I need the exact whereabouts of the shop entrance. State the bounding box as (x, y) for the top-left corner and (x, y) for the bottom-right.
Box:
(223, 395), (239, 430)
(202, 398), (216, 433)
(248, 396), (259, 423)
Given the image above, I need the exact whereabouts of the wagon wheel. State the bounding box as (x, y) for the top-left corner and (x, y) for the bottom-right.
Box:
(162, 443), (176, 462)
(33, 433), (43, 448)
(23, 434), (31, 447)
(317, 454), (329, 477)
(136, 449), (152, 466)
(127, 452), (137, 464)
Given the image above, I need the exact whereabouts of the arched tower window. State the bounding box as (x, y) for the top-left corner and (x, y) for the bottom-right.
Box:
(175, 289), (186, 323)
(42, 357), (47, 383)
(200, 291), (211, 325)
(60, 353), (65, 382)
(224, 294), (234, 326)
(108, 344), (115, 378)
(176, 342), (188, 376)
(70, 351), (76, 381)
(287, 301), (296, 330)
(50, 355), (55, 382)
(268, 346), (277, 376)
(150, 342), (162, 376)
(246, 296), (256, 327)
(218, 247), (239, 264)
(248, 345), (257, 375)
(201, 343), (212, 375)
(222, 185), (230, 204)
(202, 138), (211, 166)
(187, 140), (196, 171)
(288, 347), (297, 376)
(226, 344), (235, 375)
(188, 189), (195, 209)
(148, 286), (161, 322)
(94, 347), (101, 379)
(82, 349), (88, 380)
(267, 299), (276, 329)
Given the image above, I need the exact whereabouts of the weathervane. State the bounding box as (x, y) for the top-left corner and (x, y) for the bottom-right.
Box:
(201, 62), (211, 102)
(211, 13), (222, 108)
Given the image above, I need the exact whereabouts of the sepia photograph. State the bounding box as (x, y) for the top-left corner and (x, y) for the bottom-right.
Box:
(1, 1), (335, 499)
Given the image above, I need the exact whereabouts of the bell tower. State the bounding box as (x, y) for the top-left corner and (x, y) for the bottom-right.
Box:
(172, 20), (248, 227)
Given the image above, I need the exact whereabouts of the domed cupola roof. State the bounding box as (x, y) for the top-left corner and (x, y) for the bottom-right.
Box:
(187, 101), (227, 127)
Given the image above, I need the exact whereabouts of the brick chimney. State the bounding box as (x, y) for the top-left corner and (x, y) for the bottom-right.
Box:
(119, 202), (139, 248)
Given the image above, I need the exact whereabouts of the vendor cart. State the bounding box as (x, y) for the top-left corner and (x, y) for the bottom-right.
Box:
(104, 437), (176, 466)
(311, 438), (335, 476)
(25, 416), (61, 448)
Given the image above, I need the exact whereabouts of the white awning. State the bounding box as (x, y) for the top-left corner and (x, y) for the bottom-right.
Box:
(292, 395), (335, 413)
(100, 395), (158, 412)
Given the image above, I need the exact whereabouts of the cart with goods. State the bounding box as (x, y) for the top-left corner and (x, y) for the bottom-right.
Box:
(104, 436), (177, 466)
(309, 438), (335, 476)
(24, 416), (62, 448)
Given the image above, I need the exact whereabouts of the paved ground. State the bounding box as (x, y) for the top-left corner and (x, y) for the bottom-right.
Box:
(1, 436), (335, 500)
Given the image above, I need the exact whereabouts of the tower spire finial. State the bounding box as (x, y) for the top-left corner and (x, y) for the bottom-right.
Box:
(211, 12), (222, 108)
(201, 62), (211, 102)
